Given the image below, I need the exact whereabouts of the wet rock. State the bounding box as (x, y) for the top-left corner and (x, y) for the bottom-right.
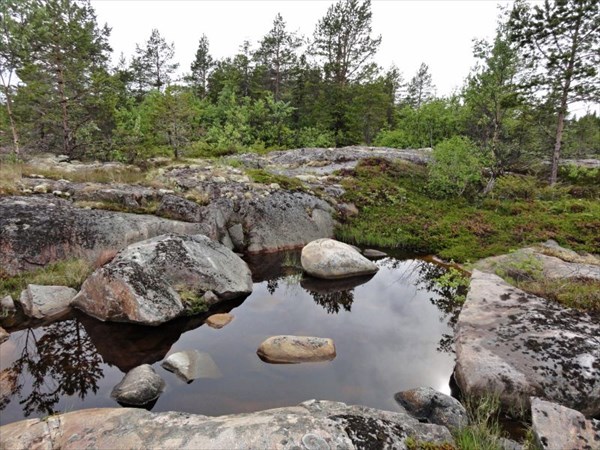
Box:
(363, 249), (387, 259)
(531, 397), (600, 450)
(394, 387), (468, 430)
(0, 399), (454, 449)
(455, 270), (600, 416)
(0, 196), (205, 276)
(301, 238), (379, 280)
(205, 313), (234, 329)
(257, 335), (336, 364)
(0, 326), (8, 344)
(72, 234), (252, 325)
(161, 350), (222, 382)
(18, 284), (77, 321)
(111, 364), (165, 406)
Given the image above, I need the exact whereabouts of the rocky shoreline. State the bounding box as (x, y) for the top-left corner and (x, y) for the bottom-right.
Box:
(1, 148), (599, 449)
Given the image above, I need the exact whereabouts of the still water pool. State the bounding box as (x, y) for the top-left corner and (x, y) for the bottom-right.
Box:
(0, 251), (461, 425)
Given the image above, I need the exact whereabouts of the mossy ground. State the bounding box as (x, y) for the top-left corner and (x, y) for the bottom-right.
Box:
(335, 158), (599, 264)
(0, 259), (92, 301)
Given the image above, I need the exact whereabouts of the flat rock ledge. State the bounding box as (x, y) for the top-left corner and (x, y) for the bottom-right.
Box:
(257, 335), (336, 364)
(455, 270), (600, 417)
(531, 397), (600, 450)
(0, 400), (453, 450)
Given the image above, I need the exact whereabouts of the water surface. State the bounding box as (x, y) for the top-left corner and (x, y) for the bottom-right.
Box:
(0, 252), (460, 425)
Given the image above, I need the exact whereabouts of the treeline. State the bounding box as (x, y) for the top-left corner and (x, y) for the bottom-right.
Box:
(0, 0), (598, 182)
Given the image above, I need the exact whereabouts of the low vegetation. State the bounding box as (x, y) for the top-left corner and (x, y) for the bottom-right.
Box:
(0, 259), (93, 301)
(336, 158), (599, 264)
(246, 168), (306, 191)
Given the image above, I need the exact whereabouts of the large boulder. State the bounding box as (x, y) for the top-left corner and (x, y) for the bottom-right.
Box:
(72, 234), (252, 326)
(17, 284), (77, 321)
(301, 238), (379, 279)
(0, 400), (453, 449)
(111, 364), (165, 406)
(394, 387), (468, 430)
(0, 196), (206, 275)
(455, 270), (600, 416)
(531, 397), (600, 450)
(257, 335), (336, 364)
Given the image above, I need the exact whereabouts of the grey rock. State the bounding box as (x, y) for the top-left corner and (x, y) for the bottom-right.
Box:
(473, 247), (600, 281)
(363, 248), (388, 259)
(301, 238), (379, 279)
(455, 270), (600, 416)
(0, 196), (206, 276)
(18, 284), (77, 320)
(531, 397), (600, 450)
(73, 234), (252, 325)
(498, 437), (523, 450)
(257, 335), (336, 364)
(228, 223), (245, 250)
(394, 387), (468, 430)
(0, 326), (8, 344)
(0, 399), (454, 450)
(1, 295), (15, 313)
(156, 194), (203, 222)
(111, 364), (165, 406)
(161, 350), (221, 381)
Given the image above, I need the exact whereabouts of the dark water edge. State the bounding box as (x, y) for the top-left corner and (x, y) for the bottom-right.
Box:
(0, 251), (461, 426)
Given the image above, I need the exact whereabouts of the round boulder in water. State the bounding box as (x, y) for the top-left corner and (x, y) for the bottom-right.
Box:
(257, 335), (336, 364)
(111, 364), (165, 406)
(301, 238), (379, 280)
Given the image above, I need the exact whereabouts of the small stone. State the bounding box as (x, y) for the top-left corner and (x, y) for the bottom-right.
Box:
(158, 189), (175, 195)
(162, 350), (222, 382)
(0, 327), (9, 344)
(22, 188), (32, 194)
(111, 364), (164, 406)
(213, 176), (226, 183)
(18, 285), (77, 320)
(33, 184), (49, 194)
(257, 335), (336, 364)
(269, 183), (280, 190)
(205, 313), (234, 329)
(1, 295), (15, 313)
(363, 249), (387, 259)
(203, 290), (219, 306)
(394, 387), (468, 430)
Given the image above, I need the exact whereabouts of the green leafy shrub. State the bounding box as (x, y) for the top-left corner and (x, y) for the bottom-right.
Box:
(428, 137), (484, 198)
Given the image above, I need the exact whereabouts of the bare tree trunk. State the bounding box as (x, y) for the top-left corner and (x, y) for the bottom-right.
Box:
(56, 64), (72, 157)
(1, 85), (20, 157)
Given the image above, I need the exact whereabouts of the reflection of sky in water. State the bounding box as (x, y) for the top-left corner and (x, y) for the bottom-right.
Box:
(0, 257), (456, 425)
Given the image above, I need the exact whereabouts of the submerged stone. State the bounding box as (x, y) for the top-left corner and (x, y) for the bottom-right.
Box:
(205, 313), (234, 329)
(161, 350), (222, 382)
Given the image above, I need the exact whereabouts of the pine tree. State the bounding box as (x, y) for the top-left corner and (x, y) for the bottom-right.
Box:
(16, 0), (111, 157)
(510, 0), (600, 185)
(189, 34), (213, 98)
(310, 0), (381, 85)
(255, 13), (303, 101)
(132, 28), (179, 93)
(406, 63), (436, 108)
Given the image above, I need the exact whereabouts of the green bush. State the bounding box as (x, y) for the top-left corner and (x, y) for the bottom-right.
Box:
(428, 136), (484, 198)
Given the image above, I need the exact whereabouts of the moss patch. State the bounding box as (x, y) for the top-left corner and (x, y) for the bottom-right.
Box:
(0, 259), (92, 301)
(336, 159), (600, 264)
(246, 168), (306, 191)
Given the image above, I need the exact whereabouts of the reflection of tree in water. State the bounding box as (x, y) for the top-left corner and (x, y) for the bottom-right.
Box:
(399, 259), (466, 354)
(310, 290), (354, 314)
(0, 319), (103, 417)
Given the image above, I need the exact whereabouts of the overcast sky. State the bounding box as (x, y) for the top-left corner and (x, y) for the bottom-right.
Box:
(91, 0), (520, 96)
